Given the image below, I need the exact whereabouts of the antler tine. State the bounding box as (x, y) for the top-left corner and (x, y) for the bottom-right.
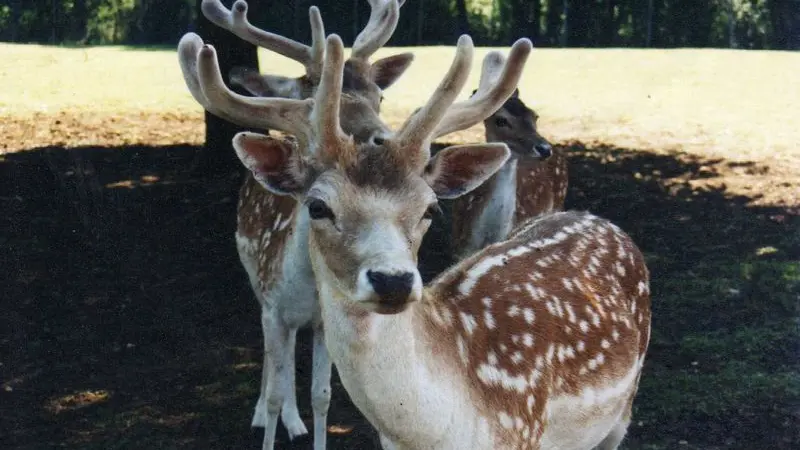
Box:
(393, 35), (474, 167)
(430, 38), (532, 139)
(351, 0), (402, 63)
(179, 33), (269, 130)
(201, 0), (325, 78)
(190, 37), (315, 146)
(477, 51), (505, 91)
(313, 34), (349, 156)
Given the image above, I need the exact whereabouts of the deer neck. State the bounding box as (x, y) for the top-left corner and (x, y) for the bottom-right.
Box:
(315, 280), (493, 448)
(456, 150), (518, 260)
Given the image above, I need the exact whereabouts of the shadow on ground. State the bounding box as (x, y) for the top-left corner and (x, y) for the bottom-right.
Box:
(1, 142), (798, 449)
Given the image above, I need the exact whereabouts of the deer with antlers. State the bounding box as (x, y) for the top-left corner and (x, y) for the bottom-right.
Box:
(184, 21), (652, 449)
(182, 2), (532, 449)
(191, 0), (412, 448)
(449, 68), (569, 262)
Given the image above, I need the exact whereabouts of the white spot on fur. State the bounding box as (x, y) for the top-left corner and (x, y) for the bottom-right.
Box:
(522, 333), (534, 347)
(457, 336), (469, 365)
(564, 302), (577, 323)
(523, 308), (535, 324)
(498, 412), (513, 429)
(460, 312), (477, 336)
(484, 310), (496, 329)
(476, 364), (528, 393)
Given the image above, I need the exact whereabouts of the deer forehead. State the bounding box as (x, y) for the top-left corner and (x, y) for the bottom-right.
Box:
(310, 168), (432, 217)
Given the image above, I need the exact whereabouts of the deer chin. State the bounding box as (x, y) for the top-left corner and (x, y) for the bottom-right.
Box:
(367, 300), (413, 315)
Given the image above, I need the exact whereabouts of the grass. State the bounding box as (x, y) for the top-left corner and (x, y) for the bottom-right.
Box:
(1, 43), (799, 449)
(2, 43), (799, 162)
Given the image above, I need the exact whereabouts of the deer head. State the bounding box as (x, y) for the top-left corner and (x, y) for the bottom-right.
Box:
(202, 0), (413, 111)
(469, 52), (552, 160)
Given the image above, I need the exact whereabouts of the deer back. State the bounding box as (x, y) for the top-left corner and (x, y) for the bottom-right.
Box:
(427, 211), (651, 447)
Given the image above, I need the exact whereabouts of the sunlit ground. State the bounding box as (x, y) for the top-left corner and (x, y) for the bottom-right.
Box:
(1, 42), (798, 449)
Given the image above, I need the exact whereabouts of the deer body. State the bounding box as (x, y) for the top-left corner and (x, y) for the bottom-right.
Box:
(314, 211), (650, 449)
(189, 1), (422, 448)
(451, 92), (568, 261)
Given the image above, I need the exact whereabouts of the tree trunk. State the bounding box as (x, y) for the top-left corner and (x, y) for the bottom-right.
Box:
(605, 0), (616, 46)
(529, 0), (541, 42)
(545, 0), (563, 46)
(417, 0), (425, 44)
(192, 0), (263, 178)
(560, 0), (569, 47)
(9, 0), (21, 42)
(727, 0), (737, 48)
(454, 0), (470, 37)
(71, 0), (88, 43)
(646, 0), (654, 47)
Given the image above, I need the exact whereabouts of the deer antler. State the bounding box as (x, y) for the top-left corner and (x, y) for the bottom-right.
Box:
(313, 35), (349, 158)
(178, 32), (315, 148)
(392, 35), (475, 169)
(201, 0), (325, 80)
(351, 0), (403, 65)
(430, 38), (532, 139)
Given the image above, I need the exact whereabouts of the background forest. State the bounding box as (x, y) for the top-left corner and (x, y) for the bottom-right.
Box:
(3, 0), (799, 50)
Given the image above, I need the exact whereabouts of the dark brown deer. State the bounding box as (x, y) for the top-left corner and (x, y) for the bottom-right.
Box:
(450, 58), (568, 262)
(201, 32), (651, 449)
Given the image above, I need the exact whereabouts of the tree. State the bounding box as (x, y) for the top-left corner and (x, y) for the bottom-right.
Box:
(191, 0), (263, 178)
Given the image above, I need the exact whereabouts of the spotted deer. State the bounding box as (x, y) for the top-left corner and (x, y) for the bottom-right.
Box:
(216, 34), (651, 449)
(190, 1), (412, 448)
(450, 67), (568, 261)
(179, 8), (531, 450)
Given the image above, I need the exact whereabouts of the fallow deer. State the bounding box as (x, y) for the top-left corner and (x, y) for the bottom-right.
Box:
(179, 9), (532, 450)
(450, 66), (568, 262)
(189, 1), (412, 447)
(220, 34), (651, 449)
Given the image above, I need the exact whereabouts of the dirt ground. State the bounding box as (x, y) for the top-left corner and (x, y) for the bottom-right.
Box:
(1, 114), (798, 449)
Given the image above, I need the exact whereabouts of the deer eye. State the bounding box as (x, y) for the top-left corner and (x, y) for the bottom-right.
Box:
(423, 203), (442, 221)
(495, 117), (511, 128)
(306, 198), (335, 221)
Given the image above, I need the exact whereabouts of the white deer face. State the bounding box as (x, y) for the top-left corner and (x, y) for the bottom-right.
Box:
(231, 133), (510, 314)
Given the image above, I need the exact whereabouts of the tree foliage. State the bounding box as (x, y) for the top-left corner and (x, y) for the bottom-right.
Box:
(2, 0), (797, 49)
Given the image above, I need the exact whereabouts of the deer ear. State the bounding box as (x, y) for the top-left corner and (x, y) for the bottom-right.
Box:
(233, 132), (310, 196)
(423, 143), (511, 199)
(370, 52), (414, 90)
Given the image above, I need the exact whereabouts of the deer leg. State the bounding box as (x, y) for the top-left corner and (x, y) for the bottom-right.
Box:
(311, 324), (332, 450)
(279, 328), (308, 439)
(379, 433), (397, 449)
(251, 303), (270, 428)
(261, 309), (304, 450)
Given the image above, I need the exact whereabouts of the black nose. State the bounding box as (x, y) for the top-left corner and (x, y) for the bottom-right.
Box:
(366, 271), (414, 304)
(534, 142), (553, 159)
